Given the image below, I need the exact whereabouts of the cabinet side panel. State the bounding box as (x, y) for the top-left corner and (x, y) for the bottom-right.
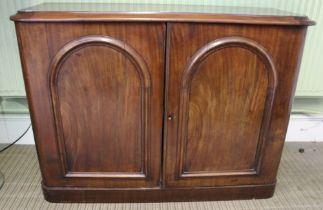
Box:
(15, 22), (61, 185)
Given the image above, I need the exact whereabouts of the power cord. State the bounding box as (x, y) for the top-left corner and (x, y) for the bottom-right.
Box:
(0, 96), (31, 153)
(0, 123), (31, 153)
(0, 122), (31, 189)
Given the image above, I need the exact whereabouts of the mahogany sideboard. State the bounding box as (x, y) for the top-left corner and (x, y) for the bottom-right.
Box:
(11, 3), (314, 203)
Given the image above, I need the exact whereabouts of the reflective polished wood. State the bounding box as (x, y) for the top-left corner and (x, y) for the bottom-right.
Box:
(11, 3), (314, 25)
(11, 3), (314, 203)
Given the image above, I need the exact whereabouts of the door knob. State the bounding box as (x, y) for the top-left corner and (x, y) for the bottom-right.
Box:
(167, 114), (175, 121)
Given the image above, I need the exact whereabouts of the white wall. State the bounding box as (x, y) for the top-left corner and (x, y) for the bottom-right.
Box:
(9, 114), (323, 145)
(2, 0), (323, 97)
(286, 114), (323, 142)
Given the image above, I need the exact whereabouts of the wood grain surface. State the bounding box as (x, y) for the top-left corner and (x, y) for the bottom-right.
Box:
(10, 3), (314, 26)
(11, 4), (313, 202)
(164, 23), (307, 188)
(15, 22), (166, 188)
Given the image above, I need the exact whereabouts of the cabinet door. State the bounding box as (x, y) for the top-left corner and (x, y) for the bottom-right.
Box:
(164, 23), (306, 187)
(17, 23), (165, 188)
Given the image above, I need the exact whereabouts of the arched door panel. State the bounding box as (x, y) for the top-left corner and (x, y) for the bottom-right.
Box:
(165, 24), (277, 187)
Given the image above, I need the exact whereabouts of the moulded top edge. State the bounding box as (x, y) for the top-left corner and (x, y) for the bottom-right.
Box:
(10, 3), (315, 26)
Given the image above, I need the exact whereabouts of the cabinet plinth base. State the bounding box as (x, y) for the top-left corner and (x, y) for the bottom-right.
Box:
(42, 183), (276, 203)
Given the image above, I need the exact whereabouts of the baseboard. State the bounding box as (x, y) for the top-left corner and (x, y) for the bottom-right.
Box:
(42, 182), (276, 203)
(286, 114), (323, 141)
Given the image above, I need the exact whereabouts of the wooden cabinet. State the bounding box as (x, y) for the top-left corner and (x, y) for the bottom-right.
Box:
(11, 3), (314, 202)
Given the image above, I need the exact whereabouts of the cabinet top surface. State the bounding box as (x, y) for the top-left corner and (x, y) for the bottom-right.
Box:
(11, 3), (314, 26)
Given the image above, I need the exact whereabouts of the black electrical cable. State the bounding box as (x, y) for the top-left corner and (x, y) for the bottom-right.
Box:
(0, 123), (31, 153)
